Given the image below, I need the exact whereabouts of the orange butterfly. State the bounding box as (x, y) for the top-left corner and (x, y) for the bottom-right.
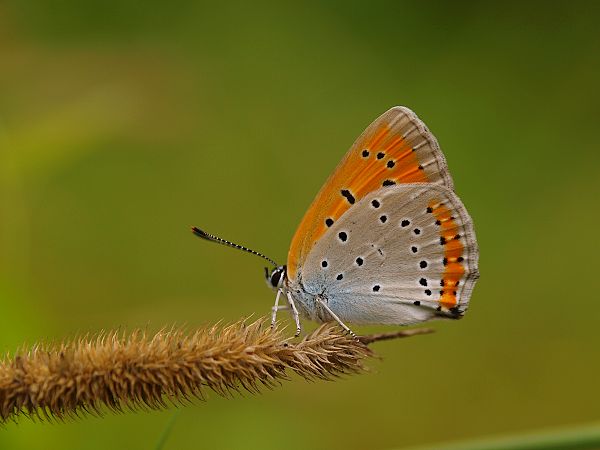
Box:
(194, 107), (479, 338)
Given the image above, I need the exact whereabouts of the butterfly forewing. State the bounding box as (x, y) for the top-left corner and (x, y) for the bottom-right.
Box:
(287, 107), (453, 280)
(298, 184), (479, 325)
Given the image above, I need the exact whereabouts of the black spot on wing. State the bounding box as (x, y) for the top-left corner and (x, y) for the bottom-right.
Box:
(341, 189), (355, 204)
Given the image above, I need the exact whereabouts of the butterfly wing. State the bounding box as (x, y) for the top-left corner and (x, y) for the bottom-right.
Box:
(287, 106), (453, 280)
(298, 184), (479, 325)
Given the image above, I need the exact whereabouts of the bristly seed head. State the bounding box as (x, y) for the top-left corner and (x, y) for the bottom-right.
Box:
(0, 319), (377, 423)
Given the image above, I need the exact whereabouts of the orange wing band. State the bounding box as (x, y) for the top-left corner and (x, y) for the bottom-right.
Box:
(429, 200), (465, 308)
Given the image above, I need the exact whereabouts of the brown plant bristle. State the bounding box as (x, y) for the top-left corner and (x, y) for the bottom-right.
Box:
(0, 318), (432, 423)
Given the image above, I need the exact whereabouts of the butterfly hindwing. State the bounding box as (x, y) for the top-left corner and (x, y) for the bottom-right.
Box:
(297, 184), (479, 325)
(287, 107), (453, 280)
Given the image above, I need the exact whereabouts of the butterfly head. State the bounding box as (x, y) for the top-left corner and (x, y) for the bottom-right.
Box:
(265, 265), (286, 290)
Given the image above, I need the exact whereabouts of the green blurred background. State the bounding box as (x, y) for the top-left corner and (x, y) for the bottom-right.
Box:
(1, 1), (599, 449)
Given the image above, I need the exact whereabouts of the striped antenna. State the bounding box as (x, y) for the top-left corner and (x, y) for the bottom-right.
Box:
(191, 227), (279, 267)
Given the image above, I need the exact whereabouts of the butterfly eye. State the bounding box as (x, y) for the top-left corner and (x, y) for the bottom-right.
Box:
(268, 266), (286, 288)
(270, 271), (281, 287)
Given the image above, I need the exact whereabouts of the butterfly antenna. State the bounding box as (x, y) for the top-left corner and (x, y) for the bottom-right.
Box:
(191, 227), (279, 267)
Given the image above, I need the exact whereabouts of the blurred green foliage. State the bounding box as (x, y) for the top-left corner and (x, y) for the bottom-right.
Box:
(1, 1), (599, 449)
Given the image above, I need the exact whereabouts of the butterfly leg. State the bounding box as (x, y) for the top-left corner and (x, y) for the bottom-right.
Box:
(285, 291), (302, 337)
(314, 296), (358, 341)
(271, 288), (284, 328)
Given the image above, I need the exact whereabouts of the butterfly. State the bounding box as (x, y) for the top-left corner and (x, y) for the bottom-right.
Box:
(193, 106), (479, 338)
